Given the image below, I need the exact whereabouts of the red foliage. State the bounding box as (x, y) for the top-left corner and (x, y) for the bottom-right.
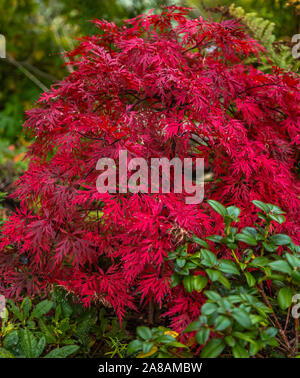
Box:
(1, 7), (299, 328)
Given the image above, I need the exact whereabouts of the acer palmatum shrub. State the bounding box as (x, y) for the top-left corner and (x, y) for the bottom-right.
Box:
(0, 7), (299, 330)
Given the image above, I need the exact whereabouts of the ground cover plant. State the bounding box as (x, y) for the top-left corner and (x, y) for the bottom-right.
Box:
(0, 6), (299, 358)
(0, 288), (129, 358)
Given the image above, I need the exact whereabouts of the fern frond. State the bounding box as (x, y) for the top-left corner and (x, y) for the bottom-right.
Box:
(229, 4), (299, 72)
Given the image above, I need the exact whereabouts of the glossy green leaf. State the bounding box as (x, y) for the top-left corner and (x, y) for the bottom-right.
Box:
(236, 233), (257, 246)
(142, 341), (154, 354)
(286, 253), (300, 268)
(176, 258), (186, 268)
(269, 234), (292, 246)
(21, 297), (32, 320)
(278, 287), (293, 310)
(232, 344), (248, 358)
(206, 235), (223, 244)
(201, 303), (218, 316)
(38, 319), (56, 344)
(44, 345), (79, 358)
(127, 340), (142, 355)
(3, 331), (19, 351)
(218, 260), (240, 275)
(184, 320), (203, 333)
(207, 200), (227, 217)
(226, 206), (241, 220)
(204, 290), (221, 302)
(30, 300), (53, 320)
(269, 260), (292, 275)
(195, 329), (210, 345)
(19, 329), (40, 358)
(244, 272), (256, 287)
(261, 327), (277, 341)
(250, 257), (270, 267)
(137, 326), (152, 340)
(252, 200), (270, 213)
(217, 274), (231, 289)
(268, 214), (285, 224)
(214, 315), (231, 331)
(183, 276), (194, 293)
(200, 338), (225, 358)
(200, 249), (217, 267)
(232, 309), (252, 328)
(205, 269), (221, 282)
(192, 236), (210, 249)
(224, 336), (236, 347)
(193, 275), (208, 292)
(262, 241), (278, 252)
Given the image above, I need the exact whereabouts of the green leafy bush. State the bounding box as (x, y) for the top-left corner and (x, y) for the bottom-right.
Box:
(127, 326), (191, 358)
(129, 200), (300, 358)
(0, 296), (79, 358)
(0, 289), (129, 358)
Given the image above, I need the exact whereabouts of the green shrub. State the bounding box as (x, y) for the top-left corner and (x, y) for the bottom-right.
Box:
(129, 201), (300, 358)
(0, 289), (129, 358)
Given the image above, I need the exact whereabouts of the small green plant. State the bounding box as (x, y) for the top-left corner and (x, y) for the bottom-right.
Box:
(105, 337), (128, 358)
(167, 200), (300, 358)
(228, 4), (300, 72)
(0, 288), (131, 358)
(127, 326), (191, 358)
(0, 297), (79, 358)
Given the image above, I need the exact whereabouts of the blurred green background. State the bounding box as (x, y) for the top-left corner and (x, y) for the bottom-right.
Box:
(0, 0), (299, 193)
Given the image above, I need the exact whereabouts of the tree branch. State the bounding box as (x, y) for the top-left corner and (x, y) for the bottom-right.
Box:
(6, 55), (49, 92)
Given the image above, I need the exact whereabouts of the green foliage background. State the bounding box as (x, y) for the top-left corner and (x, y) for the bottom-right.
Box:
(186, 0), (299, 37)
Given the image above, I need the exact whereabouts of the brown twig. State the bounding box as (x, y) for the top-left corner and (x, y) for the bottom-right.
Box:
(295, 318), (299, 355)
(22, 61), (59, 82)
(76, 131), (105, 142)
(284, 306), (291, 333)
(257, 283), (293, 354)
(183, 36), (206, 54)
(6, 55), (49, 92)
(237, 83), (285, 95)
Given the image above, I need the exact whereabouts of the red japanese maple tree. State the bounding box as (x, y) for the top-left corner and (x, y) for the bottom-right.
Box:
(1, 7), (299, 329)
